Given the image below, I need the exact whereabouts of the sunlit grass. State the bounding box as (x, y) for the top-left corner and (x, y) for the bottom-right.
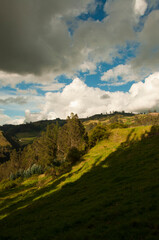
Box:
(0, 126), (152, 213)
(0, 125), (158, 239)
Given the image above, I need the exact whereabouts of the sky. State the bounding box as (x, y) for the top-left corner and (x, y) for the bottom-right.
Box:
(0, 0), (159, 125)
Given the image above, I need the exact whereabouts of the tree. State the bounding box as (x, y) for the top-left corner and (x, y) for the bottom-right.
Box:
(57, 113), (87, 161)
(21, 123), (59, 168)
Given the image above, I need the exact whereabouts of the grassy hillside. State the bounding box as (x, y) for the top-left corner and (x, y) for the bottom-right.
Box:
(1, 112), (159, 148)
(0, 131), (12, 163)
(0, 119), (66, 147)
(0, 131), (11, 147)
(0, 126), (159, 239)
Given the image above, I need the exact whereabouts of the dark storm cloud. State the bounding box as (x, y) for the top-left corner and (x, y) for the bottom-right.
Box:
(0, 0), (94, 75)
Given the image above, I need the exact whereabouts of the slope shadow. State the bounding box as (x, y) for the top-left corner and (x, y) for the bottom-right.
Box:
(0, 126), (159, 240)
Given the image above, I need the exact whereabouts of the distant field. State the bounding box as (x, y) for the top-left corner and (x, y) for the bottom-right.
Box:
(0, 125), (159, 239)
(15, 132), (40, 146)
(19, 137), (37, 146)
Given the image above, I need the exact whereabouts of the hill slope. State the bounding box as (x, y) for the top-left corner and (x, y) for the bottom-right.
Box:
(0, 131), (11, 147)
(0, 126), (159, 239)
(0, 131), (12, 163)
(1, 112), (159, 147)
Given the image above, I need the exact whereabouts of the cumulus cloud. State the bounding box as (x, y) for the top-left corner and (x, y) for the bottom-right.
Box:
(21, 74), (159, 123)
(0, 88), (45, 126)
(0, 0), (159, 125)
(7, 117), (25, 126)
(74, 0), (136, 66)
(79, 61), (96, 74)
(0, 71), (64, 87)
(101, 64), (140, 85)
(0, 109), (24, 126)
(0, 110), (11, 126)
(134, 0), (148, 16)
(127, 72), (159, 112)
(24, 109), (46, 123)
(1, 73), (159, 125)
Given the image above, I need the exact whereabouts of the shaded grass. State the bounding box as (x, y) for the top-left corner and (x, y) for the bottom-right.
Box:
(0, 126), (159, 239)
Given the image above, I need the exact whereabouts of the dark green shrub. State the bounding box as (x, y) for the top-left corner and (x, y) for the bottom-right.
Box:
(30, 164), (43, 175)
(109, 122), (128, 129)
(149, 125), (159, 136)
(89, 124), (110, 148)
(66, 147), (81, 164)
(10, 173), (16, 181)
(23, 168), (32, 178)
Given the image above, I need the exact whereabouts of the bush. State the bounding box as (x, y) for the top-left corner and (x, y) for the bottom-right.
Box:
(149, 125), (159, 136)
(9, 164), (44, 180)
(23, 168), (32, 178)
(109, 122), (128, 129)
(66, 147), (81, 164)
(89, 124), (110, 148)
(10, 173), (16, 181)
(23, 165), (43, 178)
(30, 164), (43, 175)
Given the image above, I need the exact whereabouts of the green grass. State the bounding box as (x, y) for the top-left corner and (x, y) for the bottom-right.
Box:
(0, 131), (11, 147)
(15, 132), (39, 146)
(19, 137), (37, 146)
(0, 126), (159, 239)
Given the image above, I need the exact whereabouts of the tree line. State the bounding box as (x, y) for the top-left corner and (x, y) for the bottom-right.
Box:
(1, 113), (110, 181)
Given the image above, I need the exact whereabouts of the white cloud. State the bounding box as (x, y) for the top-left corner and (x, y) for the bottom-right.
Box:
(0, 71), (62, 87)
(79, 61), (96, 74)
(0, 86), (45, 125)
(1, 73), (159, 125)
(24, 109), (47, 123)
(21, 74), (159, 123)
(127, 72), (159, 112)
(37, 82), (65, 92)
(0, 0), (159, 125)
(7, 117), (25, 125)
(73, 0), (136, 67)
(134, 0), (148, 16)
(0, 110), (11, 126)
(101, 64), (141, 85)
(0, 109), (24, 126)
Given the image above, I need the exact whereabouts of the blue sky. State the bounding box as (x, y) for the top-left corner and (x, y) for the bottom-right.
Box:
(0, 0), (159, 125)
